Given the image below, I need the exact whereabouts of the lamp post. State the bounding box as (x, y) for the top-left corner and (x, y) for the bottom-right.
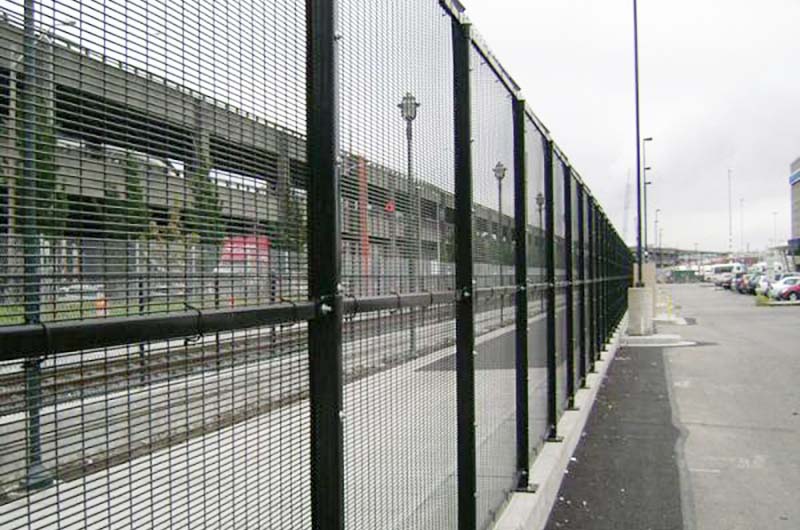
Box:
(772, 211), (778, 248)
(494, 161), (507, 323)
(14, 3), (76, 492)
(654, 208), (661, 269)
(536, 192), (545, 311)
(728, 169), (733, 257)
(739, 197), (744, 256)
(644, 166), (652, 258)
(398, 92), (419, 356)
(642, 137), (653, 253)
(633, 0), (645, 285)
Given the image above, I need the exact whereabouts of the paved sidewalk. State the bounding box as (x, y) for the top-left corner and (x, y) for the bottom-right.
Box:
(544, 344), (683, 530)
(544, 284), (800, 530)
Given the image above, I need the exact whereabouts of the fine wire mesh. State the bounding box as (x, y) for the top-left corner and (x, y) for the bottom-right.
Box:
(570, 173), (580, 389)
(524, 116), (548, 456)
(553, 153), (568, 416)
(337, 1), (458, 527)
(0, 0), (635, 526)
(0, 0), (310, 527)
(469, 44), (517, 530)
(1, 328), (311, 529)
(588, 199), (595, 354)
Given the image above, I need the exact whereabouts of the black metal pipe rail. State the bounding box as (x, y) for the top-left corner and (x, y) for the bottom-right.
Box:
(0, 285), (528, 362)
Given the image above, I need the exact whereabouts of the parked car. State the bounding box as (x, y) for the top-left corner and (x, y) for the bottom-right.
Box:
(734, 273), (749, 293)
(768, 276), (800, 300)
(746, 274), (762, 295)
(778, 283), (800, 301)
(755, 275), (772, 296)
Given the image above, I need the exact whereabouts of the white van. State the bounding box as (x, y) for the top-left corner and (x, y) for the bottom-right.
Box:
(711, 262), (745, 287)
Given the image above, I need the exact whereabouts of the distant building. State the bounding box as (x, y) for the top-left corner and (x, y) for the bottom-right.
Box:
(790, 157), (800, 271)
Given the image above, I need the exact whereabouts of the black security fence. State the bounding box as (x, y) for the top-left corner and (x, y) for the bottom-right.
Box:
(0, 1), (632, 529)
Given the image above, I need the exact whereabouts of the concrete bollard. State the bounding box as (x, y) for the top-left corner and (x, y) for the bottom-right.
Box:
(627, 287), (654, 336)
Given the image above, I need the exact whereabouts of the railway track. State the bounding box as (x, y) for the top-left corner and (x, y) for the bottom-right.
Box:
(0, 304), (471, 416)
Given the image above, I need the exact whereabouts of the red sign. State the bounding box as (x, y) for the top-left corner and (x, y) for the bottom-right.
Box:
(384, 199), (396, 213)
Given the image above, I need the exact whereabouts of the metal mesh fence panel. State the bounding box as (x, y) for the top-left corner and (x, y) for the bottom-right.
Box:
(0, 0), (635, 527)
(337, 1), (457, 527)
(570, 173), (581, 392)
(524, 116), (548, 456)
(469, 44), (517, 530)
(1, 328), (311, 529)
(553, 152), (568, 416)
(582, 189), (592, 372)
(0, 0), (310, 527)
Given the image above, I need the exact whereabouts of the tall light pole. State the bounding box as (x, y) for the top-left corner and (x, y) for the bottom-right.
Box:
(398, 92), (419, 355)
(633, 0), (644, 285)
(494, 161), (507, 322)
(654, 208), (660, 268)
(644, 165), (652, 258)
(727, 169), (733, 257)
(739, 197), (744, 255)
(772, 211), (778, 248)
(642, 137), (653, 253)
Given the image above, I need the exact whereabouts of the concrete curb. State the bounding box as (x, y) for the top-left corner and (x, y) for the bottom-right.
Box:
(493, 312), (628, 530)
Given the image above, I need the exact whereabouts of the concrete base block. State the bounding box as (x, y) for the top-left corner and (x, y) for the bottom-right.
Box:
(627, 287), (654, 336)
(622, 333), (695, 347)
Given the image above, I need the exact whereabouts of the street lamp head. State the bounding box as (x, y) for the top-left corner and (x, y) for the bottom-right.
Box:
(645, 180), (652, 185)
(493, 161), (506, 182)
(398, 92), (419, 122)
(535, 191), (545, 210)
(644, 166), (652, 171)
(643, 137), (653, 142)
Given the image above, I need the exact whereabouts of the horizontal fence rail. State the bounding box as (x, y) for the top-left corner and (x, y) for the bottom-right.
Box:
(0, 0), (632, 529)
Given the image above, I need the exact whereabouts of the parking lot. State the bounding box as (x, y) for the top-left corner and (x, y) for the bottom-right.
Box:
(668, 284), (800, 529)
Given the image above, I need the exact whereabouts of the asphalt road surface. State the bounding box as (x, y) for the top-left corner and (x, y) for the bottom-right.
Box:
(546, 283), (800, 530)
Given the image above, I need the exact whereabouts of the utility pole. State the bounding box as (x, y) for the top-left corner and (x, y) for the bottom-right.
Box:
(727, 169), (733, 257)
(739, 197), (744, 255)
(772, 211), (778, 248)
(633, 0), (644, 285)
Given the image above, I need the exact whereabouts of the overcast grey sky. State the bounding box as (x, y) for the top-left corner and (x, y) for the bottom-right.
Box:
(463, 0), (800, 252)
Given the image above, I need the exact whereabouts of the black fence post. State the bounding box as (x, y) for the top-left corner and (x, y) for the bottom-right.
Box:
(601, 217), (609, 343)
(599, 216), (606, 346)
(543, 138), (560, 441)
(576, 184), (587, 388)
(452, 17), (477, 530)
(563, 164), (576, 409)
(587, 200), (597, 373)
(593, 203), (602, 360)
(512, 97), (530, 489)
(306, 0), (345, 528)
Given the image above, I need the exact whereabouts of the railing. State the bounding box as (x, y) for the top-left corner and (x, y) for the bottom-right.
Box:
(0, 0), (632, 529)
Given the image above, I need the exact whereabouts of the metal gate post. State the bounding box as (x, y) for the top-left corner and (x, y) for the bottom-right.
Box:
(576, 184), (587, 388)
(306, 1), (345, 528)
(543, 138), (560, 441)
(452, 17), (477, 530)
(512, 97), (530, 488)
(563, 164), (576, 409)
(587, 200), (597, 373)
